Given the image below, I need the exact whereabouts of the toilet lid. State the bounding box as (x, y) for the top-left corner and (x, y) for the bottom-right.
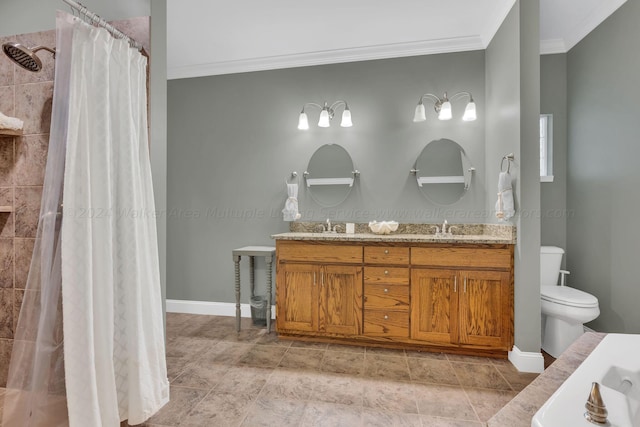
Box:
(541, 285), (599, 308)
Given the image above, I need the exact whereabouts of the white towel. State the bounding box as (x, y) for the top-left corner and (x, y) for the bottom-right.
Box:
(0, 111), (24, 131)
(495, 171), (515, 220)
(282, 183), (301, 221)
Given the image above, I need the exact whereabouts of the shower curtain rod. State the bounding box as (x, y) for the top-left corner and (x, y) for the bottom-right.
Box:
(62, 0), (143, 50)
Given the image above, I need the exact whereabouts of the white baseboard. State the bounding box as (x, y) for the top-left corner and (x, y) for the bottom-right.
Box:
(583, 325), (596, 333)
(508, 345), (545, 373)
(166, 299), (276, 319)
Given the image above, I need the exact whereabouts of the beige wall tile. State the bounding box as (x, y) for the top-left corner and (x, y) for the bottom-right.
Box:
(0, 238), (14, 288)
(13, 238), (34, 289)
(14, 82), (53, 135)
(14, 186), (42, 238)
(0, 288), (14, 339)
(15, 134), (49, 186)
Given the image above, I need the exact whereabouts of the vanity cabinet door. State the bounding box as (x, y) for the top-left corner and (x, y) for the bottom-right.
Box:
(410, 269), (459, 344)
(276, 263), (319, 332)
(319, 265), (363, 335)
(458, 270), (512, 350)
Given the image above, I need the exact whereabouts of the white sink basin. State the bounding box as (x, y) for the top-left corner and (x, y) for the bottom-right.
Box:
(532, 334), (640, 427)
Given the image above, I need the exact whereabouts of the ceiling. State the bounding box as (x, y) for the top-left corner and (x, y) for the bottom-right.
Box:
(167, 0), (627, 80)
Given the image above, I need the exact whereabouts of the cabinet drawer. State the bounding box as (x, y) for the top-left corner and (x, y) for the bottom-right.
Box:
(364, 284), (409, 310)
(364, 247), (409, 265)
(277, 241), (363, 264)
(363, 267), (409, 285)
(411, 247), (511, 269)
(364, 310), (409, 337)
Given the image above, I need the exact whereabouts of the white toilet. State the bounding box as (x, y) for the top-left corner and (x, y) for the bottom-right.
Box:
(540, 246), (600, 358)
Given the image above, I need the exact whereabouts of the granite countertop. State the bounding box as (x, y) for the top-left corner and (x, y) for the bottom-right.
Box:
(271, 232), (515, 244)
(272, 222), (516, 244)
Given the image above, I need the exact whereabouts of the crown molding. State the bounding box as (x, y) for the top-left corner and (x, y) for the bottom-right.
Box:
(480, 0), (517, 47)
(168, 36), (485, 80)
(540, 38), (567, 55)
(563, 0), (627, 51)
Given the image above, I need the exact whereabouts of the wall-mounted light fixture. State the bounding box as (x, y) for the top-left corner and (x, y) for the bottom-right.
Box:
(298, 100), (352, 130)
(413, 91), (476, 122)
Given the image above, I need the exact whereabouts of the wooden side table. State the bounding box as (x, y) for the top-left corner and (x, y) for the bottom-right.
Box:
(232, 246), (276, 332)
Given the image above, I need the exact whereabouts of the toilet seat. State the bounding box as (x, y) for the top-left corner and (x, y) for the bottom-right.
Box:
(541, 285), (599, 308)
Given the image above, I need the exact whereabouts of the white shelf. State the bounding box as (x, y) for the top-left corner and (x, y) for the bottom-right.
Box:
(306, 177), (354, 188)
(417, 176), (465, 187)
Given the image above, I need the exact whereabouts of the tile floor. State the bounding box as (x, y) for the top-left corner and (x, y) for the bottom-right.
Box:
(143, 313), (539, 426)
(0, 313), (542, 426)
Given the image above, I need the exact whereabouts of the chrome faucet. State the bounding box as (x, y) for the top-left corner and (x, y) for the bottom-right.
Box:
(322, 218), (338, 233)
(433, 220), (457, 238)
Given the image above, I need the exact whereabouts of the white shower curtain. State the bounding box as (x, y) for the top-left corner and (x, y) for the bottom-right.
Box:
(4, 11), (168, 427)
(60, 14), (169, 426)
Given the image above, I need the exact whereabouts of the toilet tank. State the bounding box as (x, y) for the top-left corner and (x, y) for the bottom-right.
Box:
(540, 246), (564, 287)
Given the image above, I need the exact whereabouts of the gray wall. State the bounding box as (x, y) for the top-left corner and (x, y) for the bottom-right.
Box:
(167, 52), (487, 302)
(515, 0), (541, 353)
(150, 0), (168, 318)
(0, 0), (150, 36)
(484, 0), (541, 353)
(540, 54), (568, 253)
(566, 0), (640, 333)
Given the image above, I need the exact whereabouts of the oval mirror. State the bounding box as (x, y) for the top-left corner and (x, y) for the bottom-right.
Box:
(304, 144), (357, 207)
(414, 139), (473, 205)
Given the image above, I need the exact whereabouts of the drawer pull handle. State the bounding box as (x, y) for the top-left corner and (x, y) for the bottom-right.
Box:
(384, 288), (389, 293)
(384, 249), (389, 254)
(384, 315), (389, 320)
(464, 276), (467, 293)
(454, 276), (457, 292)
(384, 270), (389, 275)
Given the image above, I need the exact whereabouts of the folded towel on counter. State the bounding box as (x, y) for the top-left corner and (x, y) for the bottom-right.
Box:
(282, 183), (301, 221)
(0, 111), (24, 131)
(495, 171), (515, 220)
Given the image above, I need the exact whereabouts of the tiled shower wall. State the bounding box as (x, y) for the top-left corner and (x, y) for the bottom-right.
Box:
(0, 28), (55, 387)
(0, 17), (150, 387)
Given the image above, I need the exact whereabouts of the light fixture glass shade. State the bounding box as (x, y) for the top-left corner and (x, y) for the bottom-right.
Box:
(318, 109), (331, 127)
(297, 112), (309, 130)
(413, 103), (426, 122)
(462, 101), (477, 121)
(438, 101), (452, 120)
(340, 108), (352, 127)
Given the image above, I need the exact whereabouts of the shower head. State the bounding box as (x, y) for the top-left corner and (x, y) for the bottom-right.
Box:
(2, 42), (55, 73)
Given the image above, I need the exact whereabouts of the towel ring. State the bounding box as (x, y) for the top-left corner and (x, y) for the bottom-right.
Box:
(500, 154), (514, 173)
(286, 171), (299, 185)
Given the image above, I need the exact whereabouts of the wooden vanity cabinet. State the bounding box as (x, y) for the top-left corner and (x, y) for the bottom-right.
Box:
(276, 240), (513, 355)
(362, 247), (410, 338)
(276, 242), (363, 336)
(411, 247), (514, 351)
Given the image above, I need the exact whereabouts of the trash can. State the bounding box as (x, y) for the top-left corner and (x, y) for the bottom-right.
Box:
(250, 295), (267, 326)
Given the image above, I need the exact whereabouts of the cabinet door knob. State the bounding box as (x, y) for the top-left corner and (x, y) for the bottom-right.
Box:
(384, 315), (389, 320)
(384, 288), (389, 293)
(384, 249), (389, 254)
(384, 270), (389, 275)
